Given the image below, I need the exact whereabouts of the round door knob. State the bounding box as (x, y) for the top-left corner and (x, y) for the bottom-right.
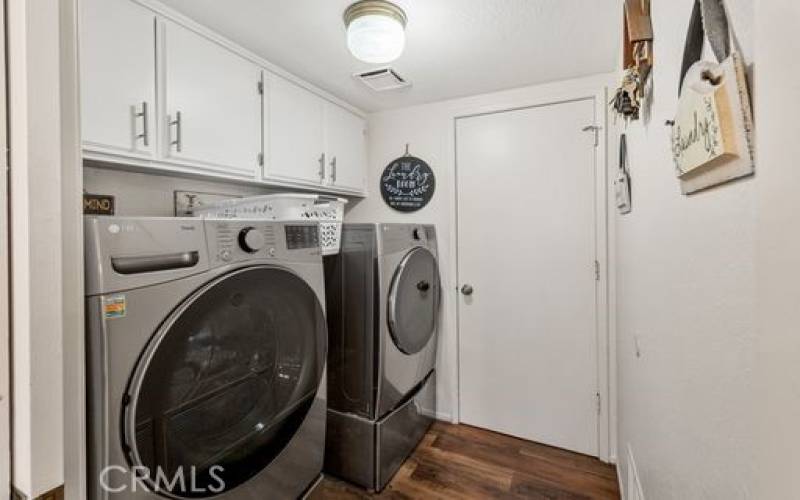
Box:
(238, 227), (266, 253)
(417, 280), (431, 292)
(461, 284), (474, 296)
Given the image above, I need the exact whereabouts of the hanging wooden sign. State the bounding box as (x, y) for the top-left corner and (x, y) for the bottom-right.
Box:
(670, 0), (755, 194)
(671, 64), (739, 177)
(380, 155), (435, 212)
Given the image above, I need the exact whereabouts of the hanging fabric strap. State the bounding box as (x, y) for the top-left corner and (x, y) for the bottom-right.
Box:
(702, 0), (731, 61)
(678, 0), (731, 94)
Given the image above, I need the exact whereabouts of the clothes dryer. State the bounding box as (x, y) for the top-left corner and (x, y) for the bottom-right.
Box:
(324, 224), (440, 491)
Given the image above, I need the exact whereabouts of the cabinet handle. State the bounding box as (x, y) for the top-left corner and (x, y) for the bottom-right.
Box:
(169, 111), (182, 153)
(330, 156), (337, 183)
(318, 153), (325, 181)
(135, 101), (149, 147)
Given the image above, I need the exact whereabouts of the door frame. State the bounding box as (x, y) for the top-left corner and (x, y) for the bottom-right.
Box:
(448, 87), (615, 462)
(5, 0), (83, 496)
(0, 0), (9, 495)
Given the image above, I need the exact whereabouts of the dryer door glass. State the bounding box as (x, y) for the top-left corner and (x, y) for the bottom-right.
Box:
(125, 266), (326, 498)
(388, 247), (440, 355)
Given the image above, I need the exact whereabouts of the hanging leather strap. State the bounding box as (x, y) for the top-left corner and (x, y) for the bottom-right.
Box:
(678, 0), (731, 94)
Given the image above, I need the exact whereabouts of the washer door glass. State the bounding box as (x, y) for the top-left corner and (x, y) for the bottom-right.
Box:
(125, 266), (326, 498)
(388, 247), (440, 355)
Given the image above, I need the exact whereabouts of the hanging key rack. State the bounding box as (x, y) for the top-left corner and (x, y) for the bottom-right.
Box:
(612, 0), (654, 122)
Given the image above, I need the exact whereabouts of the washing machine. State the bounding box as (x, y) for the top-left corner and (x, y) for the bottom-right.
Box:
(323, 224), (439, 491)
(85, 216), (327, 499)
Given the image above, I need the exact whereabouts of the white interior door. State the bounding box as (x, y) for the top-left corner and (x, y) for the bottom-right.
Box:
(457, 98), (599, 456)
(162, 20), (261, 176)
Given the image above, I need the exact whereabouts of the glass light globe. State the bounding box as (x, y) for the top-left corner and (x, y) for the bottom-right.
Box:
(347, 14), (406, 64)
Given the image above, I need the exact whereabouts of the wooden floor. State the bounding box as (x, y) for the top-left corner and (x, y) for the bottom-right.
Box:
(310, 422), (620, 499)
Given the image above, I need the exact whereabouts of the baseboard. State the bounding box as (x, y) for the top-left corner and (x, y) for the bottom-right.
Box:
(433, 411), (452, 422)
(420, 404), (451, 422)
(625, 444), (645, 500)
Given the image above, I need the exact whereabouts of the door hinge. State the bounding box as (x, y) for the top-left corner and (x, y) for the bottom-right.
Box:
(257, 152), (264, 167)
(257, 80), (264, 95)
(594, 260), (600, 281)
(582, 125), (601, 147)
(596, 392), (602, 415)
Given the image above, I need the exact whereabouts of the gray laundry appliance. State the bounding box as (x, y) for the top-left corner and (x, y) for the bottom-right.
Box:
(85, 216), (327, 499)
(323, 224), (440, 492)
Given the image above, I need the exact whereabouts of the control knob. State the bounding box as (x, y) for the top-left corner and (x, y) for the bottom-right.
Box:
(238, 227), (266, 253)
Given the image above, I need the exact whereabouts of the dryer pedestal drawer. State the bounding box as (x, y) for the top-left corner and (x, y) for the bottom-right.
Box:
(324, 409), (376, 489)
(323, 371), (435, 492)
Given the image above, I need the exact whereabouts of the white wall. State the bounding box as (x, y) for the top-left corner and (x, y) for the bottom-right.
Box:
(613, 1), (756, 499)
(753, 1), (800, 498)
(347, 73), (613, 428)
(83, 164), (291, 216)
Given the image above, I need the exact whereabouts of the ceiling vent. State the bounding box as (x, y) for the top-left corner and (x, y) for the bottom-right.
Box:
(354, 67), (411, 92)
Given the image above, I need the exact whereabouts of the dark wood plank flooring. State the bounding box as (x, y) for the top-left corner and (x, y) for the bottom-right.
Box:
(310, 422), (620, 499)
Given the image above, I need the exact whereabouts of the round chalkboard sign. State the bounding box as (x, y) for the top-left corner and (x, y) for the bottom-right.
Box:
(380, 156), (436, 212)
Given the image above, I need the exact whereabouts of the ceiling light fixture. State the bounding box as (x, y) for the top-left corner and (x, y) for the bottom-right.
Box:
(344, 0), (407, 64)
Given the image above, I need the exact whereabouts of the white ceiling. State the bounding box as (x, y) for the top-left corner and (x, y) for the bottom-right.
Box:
(158, 0), (620, 113)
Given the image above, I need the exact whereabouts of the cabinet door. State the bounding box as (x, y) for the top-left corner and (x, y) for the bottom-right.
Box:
(80, 0), (155, 157)
(325, 103), (367, 192)
(163, 21), (261, 176)
(266, 74), (326, 185)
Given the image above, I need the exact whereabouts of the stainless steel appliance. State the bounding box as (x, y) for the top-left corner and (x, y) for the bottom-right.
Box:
(324, 224), (440, 491)
(85, 216), (327, 499)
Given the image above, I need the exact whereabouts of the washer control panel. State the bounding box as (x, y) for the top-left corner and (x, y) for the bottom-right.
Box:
(238, 227), (268, 253)
(285, 225), (320, 250)
(205, 220), (320, 266)
(213, 223), (238, 262)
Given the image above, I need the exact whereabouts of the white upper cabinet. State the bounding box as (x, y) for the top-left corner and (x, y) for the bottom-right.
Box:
(162, 21), (262, 177)
(79, 0), (367, 195)
(324, 103), (368, 192)
(265, 74), (326, 185)
(80, 0), (156, 157)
